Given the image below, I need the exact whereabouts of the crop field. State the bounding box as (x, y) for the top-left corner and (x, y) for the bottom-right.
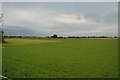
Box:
(2, 38), (118, 78)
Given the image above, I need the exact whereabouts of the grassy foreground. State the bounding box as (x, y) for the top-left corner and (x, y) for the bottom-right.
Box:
(2, 38), (118, 78)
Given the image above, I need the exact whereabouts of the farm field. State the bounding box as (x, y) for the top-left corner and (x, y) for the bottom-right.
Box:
(2, 38), (118, 78)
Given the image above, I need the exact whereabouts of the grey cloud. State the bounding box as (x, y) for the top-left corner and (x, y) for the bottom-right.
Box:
(2, 2), (118, 37)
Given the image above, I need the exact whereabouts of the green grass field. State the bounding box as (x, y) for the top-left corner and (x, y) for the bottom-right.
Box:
(2, 38), (118, 78)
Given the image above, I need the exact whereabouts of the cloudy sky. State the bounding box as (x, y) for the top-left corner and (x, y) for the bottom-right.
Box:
(2, 2), (118, 37)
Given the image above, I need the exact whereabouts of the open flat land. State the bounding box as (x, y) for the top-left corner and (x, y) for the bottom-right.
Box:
(2, 38), (118, 78)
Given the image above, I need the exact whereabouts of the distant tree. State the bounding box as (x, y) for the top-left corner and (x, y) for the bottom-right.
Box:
(52, 34), (58, 38)
(114, 36), (118, 38)
(99, 36), (108, 38)
(80, 36), (87, 38)
(47, 36), (50, 38)
(59, 36), (63, 38)
(76, 36), (79, 38)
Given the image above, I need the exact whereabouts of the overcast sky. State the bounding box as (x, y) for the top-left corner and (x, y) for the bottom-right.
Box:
(2, 2), (118, 37)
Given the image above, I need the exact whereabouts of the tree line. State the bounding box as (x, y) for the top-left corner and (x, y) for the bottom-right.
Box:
(3, 34), (118, 39)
